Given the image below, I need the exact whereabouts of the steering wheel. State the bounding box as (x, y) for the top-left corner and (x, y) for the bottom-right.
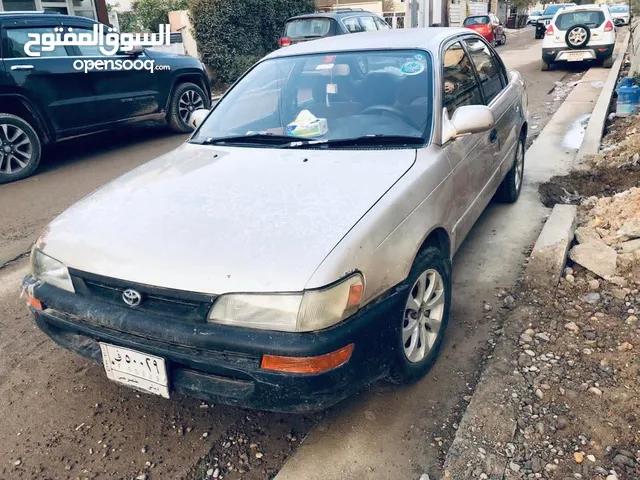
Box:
(360, 105), (407, 121)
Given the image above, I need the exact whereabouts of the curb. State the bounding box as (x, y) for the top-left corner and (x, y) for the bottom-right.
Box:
(442, 204), (578, 478)
(575, 30), (631, 164)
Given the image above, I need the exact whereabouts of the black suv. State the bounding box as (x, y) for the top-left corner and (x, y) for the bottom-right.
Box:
(279, 8), (390, 47)
(534, 3), (576, 38)
(0, 12), (211, 184)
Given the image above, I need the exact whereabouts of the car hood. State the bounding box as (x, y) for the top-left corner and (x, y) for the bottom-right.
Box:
(39, 143), (416, 294)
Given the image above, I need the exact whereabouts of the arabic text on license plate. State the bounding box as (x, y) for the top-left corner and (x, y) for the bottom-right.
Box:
(567, 52), (585, 62)
(100, 343), (169, 398)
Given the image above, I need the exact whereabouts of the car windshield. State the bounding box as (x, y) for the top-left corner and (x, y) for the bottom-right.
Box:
(556, 10), (604, 28)
(192, 49), (433, 148)
(610, 5), (628, 12)
(285, 18), (333, 39)
(463, 16), (490, 26)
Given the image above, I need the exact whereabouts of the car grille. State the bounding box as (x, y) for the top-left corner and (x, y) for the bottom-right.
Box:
(69, 269), (217, 323)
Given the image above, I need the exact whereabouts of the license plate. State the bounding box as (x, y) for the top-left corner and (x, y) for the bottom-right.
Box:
(567, 52), (585, 62)
(100, 343), (169, 398)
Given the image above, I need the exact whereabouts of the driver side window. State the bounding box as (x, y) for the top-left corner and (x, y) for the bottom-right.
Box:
(442, 41), (483, 116)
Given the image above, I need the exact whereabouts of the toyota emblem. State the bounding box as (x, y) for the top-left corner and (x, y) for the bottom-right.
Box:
(122, 289), (143, 307)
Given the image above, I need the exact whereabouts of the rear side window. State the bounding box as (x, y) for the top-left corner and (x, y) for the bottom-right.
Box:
(359, 16), (377, 31)
(463, 16), (490, 26)
(4, 27), (69, 58)
(375, 17), (391, 29)
(556, 11), (605, 29)
(442, 41), (484, 116)
(464, 38), (506, 104)
(343, 17), (364, 33)
(284, 18), (335, 40)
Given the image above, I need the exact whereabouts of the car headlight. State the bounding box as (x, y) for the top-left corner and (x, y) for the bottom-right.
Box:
(208, 274), (364, 332)
(31, 248), (75, 293)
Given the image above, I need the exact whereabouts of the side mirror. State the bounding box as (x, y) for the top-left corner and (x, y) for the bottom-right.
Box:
(189, 108), (209, 129)
(442, 105), (495, 144)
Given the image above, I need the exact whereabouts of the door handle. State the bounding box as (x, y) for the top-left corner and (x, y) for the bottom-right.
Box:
(489, 128), (498, 144)
(11, 65), (34, 71)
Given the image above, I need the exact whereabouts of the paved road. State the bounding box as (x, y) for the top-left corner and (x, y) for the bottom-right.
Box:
(0, 29), (597, 480)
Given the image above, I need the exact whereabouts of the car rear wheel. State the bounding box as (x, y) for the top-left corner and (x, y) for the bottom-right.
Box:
(388, 245), (451, 385)
(168, 82), (210, 133)
(602, 56), (614, 69)
(496, 134), (525, 203)
(541, 60), (551, 71)
(499, 32), (507, 45)
(0, 113), (41, 185)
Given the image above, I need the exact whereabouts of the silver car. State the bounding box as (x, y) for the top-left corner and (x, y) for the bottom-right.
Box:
(24, 28), (527, 412)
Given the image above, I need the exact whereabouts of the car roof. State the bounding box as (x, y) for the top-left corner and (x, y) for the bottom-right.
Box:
(266, 27), (473, 60)
(287, 10), (380, 21)
(0, 11), (95, 23)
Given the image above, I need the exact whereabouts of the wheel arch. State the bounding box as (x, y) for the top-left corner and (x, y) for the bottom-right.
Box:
(414, 226), (452, 266)
(0, 93), (53, 144)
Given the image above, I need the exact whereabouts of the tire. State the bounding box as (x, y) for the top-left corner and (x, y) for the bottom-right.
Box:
(388, 245), (451, 385)
(535, 32), (543, 39)
(602, 56), (614, 69)
(0, 113), (42, 185)
(499, 32), (507, 45)
(167, 82), (210, 133)
(495, 134), (525, 203)
(565, 24), (590, 49)
(541, 60), (551, 71)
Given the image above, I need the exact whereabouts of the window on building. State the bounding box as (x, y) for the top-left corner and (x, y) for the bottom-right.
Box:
(0, 0), (97, 20)
(2, 0), (37, 10)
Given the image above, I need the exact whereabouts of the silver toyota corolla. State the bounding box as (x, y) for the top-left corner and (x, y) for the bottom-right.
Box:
(24, 28), (527, 412)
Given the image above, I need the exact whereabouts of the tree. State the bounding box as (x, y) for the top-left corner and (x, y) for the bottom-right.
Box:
(189, 0), (314, 84)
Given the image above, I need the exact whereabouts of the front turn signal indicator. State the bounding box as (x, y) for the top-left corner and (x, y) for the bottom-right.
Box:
(261, 344), (354, 374)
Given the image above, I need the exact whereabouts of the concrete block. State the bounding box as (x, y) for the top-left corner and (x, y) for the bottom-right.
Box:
(524, 204), (577, 289)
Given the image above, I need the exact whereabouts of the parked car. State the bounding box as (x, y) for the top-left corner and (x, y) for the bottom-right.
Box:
(463, 14), (506, 46)
(527, 10), (544, 25)
(609, 4), (631, 25)
(541, 4), (616, 70)
(535, 3), (577, 38)
(0, 12), (211, 184)
(24, 28), (528, 412)
(279, 8), (390, 47)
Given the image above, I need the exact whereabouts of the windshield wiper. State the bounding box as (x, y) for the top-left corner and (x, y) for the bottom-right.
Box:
(192, 133), (312, 147)
(283, 134), (424, 148)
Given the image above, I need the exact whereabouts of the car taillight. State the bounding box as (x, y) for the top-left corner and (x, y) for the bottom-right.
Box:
(604, 20), (614, 31)
(546, 24), (554, 35)
(278, 37), (291, 47)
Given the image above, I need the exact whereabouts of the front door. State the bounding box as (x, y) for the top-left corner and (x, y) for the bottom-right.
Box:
(62, 20), (161, 127)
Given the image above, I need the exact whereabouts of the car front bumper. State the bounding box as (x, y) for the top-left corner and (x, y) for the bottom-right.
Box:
(24, 275), (402, 412)
(542, 44), (614, 63)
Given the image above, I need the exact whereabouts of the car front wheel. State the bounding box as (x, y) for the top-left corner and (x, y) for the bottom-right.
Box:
(388, 245), (451, 385)
(0, 113), (42, 185)
(168, 82), (210, 133)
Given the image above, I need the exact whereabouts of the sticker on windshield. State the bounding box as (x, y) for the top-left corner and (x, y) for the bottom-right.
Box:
(414, 53), (426, 62)
(400, 61), (425, 75)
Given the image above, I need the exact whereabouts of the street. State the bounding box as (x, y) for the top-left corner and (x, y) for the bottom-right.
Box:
(0, 28), (599, 480)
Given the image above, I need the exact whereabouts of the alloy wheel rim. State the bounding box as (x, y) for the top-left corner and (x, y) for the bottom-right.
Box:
(515, 141), (524, 190)
(569, 27), (587, 45)
(0, 124), (32, 175)
(403, 269), (446, 363)
(178, 90), (205, 123)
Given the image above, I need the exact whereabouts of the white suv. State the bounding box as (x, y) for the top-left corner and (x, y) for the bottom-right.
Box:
(541, 4), (616, 71)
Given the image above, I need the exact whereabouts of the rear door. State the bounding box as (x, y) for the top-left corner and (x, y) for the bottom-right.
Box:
(441, 39), (498, 248)
(0, 18), (94, 135)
